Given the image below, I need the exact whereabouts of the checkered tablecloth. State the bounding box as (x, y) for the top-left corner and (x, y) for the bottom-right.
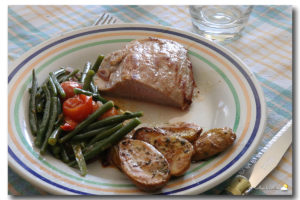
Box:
(8, 5), (292, 195)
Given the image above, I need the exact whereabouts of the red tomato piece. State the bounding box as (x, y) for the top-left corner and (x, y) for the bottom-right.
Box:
(63, 94), (93, 122)
(99, 107), (118, 120)
(60, 117), (78, 131)
(91, 101), (117, 120)
(61, 81), (82, 99)
(92, 101), (102, 113)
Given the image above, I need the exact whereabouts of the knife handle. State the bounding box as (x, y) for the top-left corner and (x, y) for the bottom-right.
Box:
(225, 175), (251, 195)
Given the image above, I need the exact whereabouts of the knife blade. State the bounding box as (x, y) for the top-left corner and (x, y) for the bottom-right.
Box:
(225, 120), (292, 195)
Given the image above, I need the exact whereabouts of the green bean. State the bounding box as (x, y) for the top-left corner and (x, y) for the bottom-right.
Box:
(70, 118), (141, 166)
(60, 146), (70, 163)
(49, 72), (66, 99)
(74, 88), (94, 96)
(35, 87), (43, 98)
(87, 123), (123, 146)
(80, 62), (91, 83)
(36, 91), (45, 100)
(48, 127), (63, 146)
(35, 85), (51, 147)
(35, 86), (46, 109)
(40, 97), (58, 155)
(29, 69), (38, 136)
(90, 81), (98, 93)
(59, 101), (114, 143)
(74, 88), (108, 103)
(91, 55), (104, 72)
(72, 144), (87, 176)
(54, 68), (66, 77)
(36, 68), (65, 96)
(58, 69), (80, 83)
(71, 124), (116, 142)
(85, 111), (143, 131)
(54, 114), (64, 127)
(57, 97), (62, 115)
(82, 70), (95, 90)
(48, 76), (57, 96)
(54, 69), (66, 82)
(73, 88), (107, 103)
(89, 80), (108, 104)
(36, 84), (46, 98)
(94, 94), (108, 104)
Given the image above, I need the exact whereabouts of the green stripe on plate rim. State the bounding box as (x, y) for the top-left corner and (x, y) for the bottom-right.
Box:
(13, 39), (240, 188)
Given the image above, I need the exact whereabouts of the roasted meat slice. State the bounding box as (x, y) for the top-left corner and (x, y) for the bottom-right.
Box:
(192, 127), (236, 161)
(94, 37), (195, 110)
(118, 139), (171, 192)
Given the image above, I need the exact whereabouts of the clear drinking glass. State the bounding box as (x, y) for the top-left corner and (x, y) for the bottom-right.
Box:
(189, 5), (253, 42)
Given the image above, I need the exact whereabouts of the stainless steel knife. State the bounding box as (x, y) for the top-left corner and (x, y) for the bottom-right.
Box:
(225, 120), (292, 195)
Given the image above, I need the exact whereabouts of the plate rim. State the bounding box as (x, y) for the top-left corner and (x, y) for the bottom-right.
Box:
(8, 23), (267, 195)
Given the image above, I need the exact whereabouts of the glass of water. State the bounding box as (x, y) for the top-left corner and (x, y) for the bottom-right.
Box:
(189, 5), (253, 42)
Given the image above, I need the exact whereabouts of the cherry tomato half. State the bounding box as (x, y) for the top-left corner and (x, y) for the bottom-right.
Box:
(92, 101), (102, 113)
(60, 116), (78, 131)
(99, 107), (118, 120)
(62, 94), (93, 122)
(61, 81), (82, 99)
(92, 102), (118, 120)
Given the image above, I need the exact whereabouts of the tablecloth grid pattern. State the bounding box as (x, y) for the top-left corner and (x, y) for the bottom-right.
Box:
(8, 5), (293, 195)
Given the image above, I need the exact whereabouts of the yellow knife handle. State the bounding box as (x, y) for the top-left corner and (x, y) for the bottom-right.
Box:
(225, 175), (251, 195)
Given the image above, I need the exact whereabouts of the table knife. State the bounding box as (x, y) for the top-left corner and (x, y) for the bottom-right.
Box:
(225, 120), (292, 195)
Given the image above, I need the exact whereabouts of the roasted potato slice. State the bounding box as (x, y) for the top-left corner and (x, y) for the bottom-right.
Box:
(108, 145), (121, 169)
(192, 127), (236, 161)
(118, 139), (171, 192)
(149, 135), (194, 176)
(159, 122), (203, 143)
(134, 126), (195, 176)
(133, 127), (163, 141)
(134, 122), (202, 143)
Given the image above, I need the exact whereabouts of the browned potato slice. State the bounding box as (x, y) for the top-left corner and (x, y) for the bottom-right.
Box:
(192, 127), (236, 161)
(159, 122), (203, 143)
(108, 145), (121, 169)
(133, 127), (163, 142)
(136, 132), (194, 177)
(133, 122), (202, 143)
(118, 139), (171, 192)
(150, 136), (194, 176)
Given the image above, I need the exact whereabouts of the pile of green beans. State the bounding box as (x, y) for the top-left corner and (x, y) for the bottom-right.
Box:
(28, 55), (143, 177)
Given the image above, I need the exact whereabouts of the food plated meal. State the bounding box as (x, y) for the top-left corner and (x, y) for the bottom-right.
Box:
(28, 37), (237, 192)
(8, 24), (266, 195)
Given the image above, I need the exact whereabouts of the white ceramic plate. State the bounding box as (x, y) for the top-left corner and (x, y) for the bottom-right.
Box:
(8, 24), (266, 195)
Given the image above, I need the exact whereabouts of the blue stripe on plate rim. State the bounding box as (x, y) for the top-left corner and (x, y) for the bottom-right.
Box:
(8, 26), (262, 195)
